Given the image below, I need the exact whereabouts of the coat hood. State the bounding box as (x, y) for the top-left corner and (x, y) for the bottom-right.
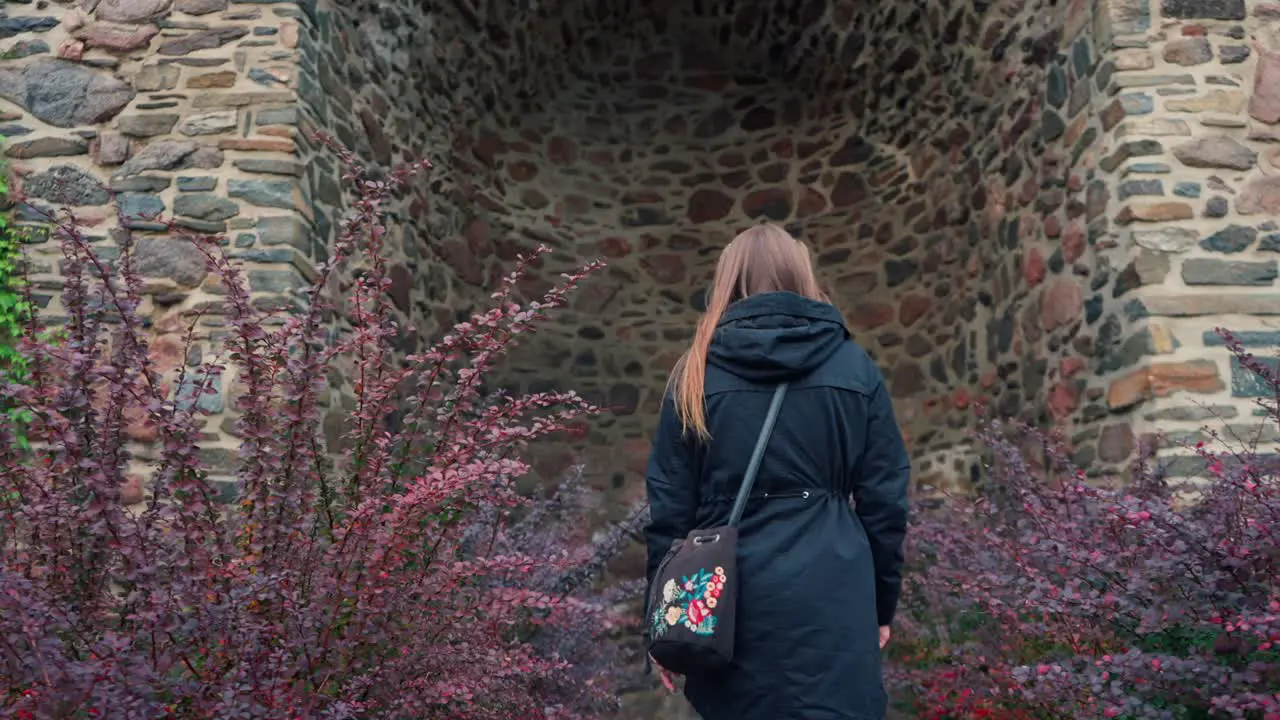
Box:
(706, 291), (850, 383)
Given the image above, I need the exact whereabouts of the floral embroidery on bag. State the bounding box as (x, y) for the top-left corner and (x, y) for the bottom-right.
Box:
(650, 566), (727, 637)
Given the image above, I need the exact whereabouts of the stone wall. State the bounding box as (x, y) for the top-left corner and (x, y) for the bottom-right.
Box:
(3, 0), (1280, 716)
(1084, 0), (1280, 474)
(4, 0), (1277, 512)
(2, 0), (314, 495)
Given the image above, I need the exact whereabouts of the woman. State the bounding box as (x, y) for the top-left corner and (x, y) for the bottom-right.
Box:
(644, 224), (911, 719)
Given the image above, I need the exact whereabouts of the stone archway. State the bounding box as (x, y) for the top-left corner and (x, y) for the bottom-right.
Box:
(3, 0), (1278, 542)
(300, 0), (1114, 503)
(294, 0), (1280, 508)
(4, 0), (1280, 715)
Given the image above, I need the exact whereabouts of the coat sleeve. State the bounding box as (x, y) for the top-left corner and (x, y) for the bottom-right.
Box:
(643, 394), (699, 605)
(853, 380), (911, 628)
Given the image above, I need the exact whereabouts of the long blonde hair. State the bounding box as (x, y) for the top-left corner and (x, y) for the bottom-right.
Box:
(668, 224), (828, 439)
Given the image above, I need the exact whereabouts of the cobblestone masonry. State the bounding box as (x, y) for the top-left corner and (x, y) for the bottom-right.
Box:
(2, 0), (1278, 715)
(2, 0), (1278, 507)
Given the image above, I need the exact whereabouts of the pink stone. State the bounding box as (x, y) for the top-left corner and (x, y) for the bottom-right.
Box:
(899, 294), (932, 327)
(1042, 214), (1061, 238)
(547, 136), (578, 166)
(830, 172), (868, 207)
(1023, 247), (1047, 286)
(1041, 279), (1082, 330)
(149, 334), (185, 375)
(472, 129), (504, 167)
(571, 280), (620, 313)
(1250, 43), (1280, 124)
(742, 188), (792, 220)
(388, 264), (412, 311)
(1061, 222), (1086, 263)
(465, 218), (492, 257)
(1060, 356), (1086, 378)
(687, 188), (735, 223)
(796, 187), (828, 218)
(120, 474), (145, 505)
(58, 40), (86, 61)
(96, 0), (173, 23)
(94, 132), (131, 165)
(1236, 176), (1280, 215)
(1047, 382), (1079, 420)
(440, 239), (484, 286)
(78, 23), (160, 52)
(851, 303), (895, 330)
(507, 161), (537, 181)
(642, 254), (686, 284)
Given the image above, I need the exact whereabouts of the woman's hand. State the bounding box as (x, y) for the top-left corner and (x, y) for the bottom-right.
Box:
(650, 655), (680, 692)
(879, 626), (891, 649)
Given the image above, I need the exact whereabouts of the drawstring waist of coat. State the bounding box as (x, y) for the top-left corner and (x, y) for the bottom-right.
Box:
(706, 487), (830, 504)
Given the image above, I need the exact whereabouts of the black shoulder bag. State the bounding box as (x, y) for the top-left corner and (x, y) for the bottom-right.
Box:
(644, 382), (789, 676)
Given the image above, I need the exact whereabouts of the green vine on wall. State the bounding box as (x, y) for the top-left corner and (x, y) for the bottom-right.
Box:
(0, 137), (33, 446)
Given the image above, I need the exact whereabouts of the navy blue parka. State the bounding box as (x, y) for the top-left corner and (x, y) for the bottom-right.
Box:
(644, 291), (911, 720)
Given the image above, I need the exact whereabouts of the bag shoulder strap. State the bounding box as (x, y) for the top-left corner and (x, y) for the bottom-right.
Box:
(727, 382), (789, 527)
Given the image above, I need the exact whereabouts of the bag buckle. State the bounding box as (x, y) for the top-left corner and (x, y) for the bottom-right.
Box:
(692, 533), (721, 545)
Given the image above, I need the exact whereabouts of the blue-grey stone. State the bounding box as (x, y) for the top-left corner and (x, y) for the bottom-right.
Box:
(1042, 110), (1066, 141)
(228, 179), (294, 209)
(1203, 330), (1280, 347)
(230, 248), (294, 263)
(233, 158), (301, 176)
(0, 124), (34, 136)
(884, 259), (918, 287)
(1173, 181), (1201, 198)
(248, 268), (305, 293)
(22, 165), (109, 206)
(174, 193), (240, 221)
(1205, 196), (1230, 218)
(1220, 45), (1250, 64)
(1101, 140), (1163, 173)
(133, 236), (209, 286)
(255, 107), (298, 126)
(1181, 258), (1277, 285)
(177, 176), (218, 192)
(1071, 38), (1093, 76)
(1113, 0), (1152, 32)
(4, 39), (51, 59)
(1094, 59), (1115, 92)
(109, 176), (171, 192)
(1118, 179), (1163, 199)
(1120, 93), (1154, 115)
(0, 16), (59, 40)
(1123, 298), (1149, 321)
(256, 215), (307, 249)
(1085, 294), (1104, 324)
(1046, 65), (1068, 108)
(1200, 225), (1257, 254)
(177, 377), (224, 414)
(0, 59), (135, 128)
(1162, 0), (1244, 20)
(118, 193), (166, 230)
(1232, 356), (1280, 398)
(176, 218), (227, 233)
(248, 67), (285, 86)
(1125, 162), (1171, 174)
(1260, 234), (1280, 253)
(14, 202), (52, 223)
